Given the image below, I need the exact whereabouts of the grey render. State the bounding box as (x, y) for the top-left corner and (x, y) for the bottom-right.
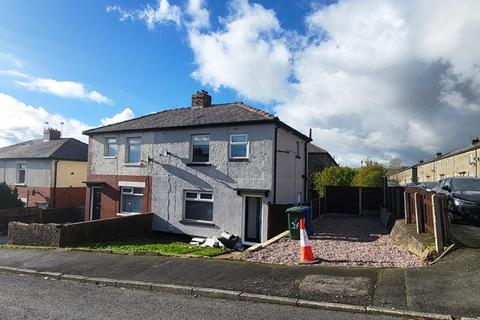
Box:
(86, 105), (309, 243)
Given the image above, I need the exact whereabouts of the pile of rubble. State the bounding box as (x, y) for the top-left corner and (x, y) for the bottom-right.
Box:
(190, 231), (245, 251)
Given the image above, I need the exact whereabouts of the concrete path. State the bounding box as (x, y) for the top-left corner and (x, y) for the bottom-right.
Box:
(0, 247), (478, 318)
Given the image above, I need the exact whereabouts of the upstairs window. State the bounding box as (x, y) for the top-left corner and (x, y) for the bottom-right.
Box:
(105, 137), (117, 157)
(229, 134), (248, 159)
(120, 187), (144, 213)
(127, 137), (141, 163)
(17, 163), (26, 184)
(192, 135), (209, 163)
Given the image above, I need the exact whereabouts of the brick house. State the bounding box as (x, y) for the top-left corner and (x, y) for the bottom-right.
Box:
(0, 128), (88, 208)
(82, 91), (311, 243)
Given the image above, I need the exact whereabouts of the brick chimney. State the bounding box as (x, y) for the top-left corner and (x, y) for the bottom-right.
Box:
(191, 90), (212, 109)
(436, 152), (442, 158)
(43, 128), (61, 141)
(472, 137), (479, 145)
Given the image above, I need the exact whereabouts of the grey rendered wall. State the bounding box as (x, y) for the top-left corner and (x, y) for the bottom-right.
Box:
(275, 127), (307, 204)
(0, 159), (52, 188)
(89, 124), (275, 242)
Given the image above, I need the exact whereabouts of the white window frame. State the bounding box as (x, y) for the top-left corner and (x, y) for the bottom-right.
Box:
(229, 134), (249, 159)
(183, 190), (214, 223)
(126, 137), (142, 164)
(119, 186), (144, 216)
(16, 163), (26, 185)
(191, 134), (210, 163)
(105, 137), (117, 158)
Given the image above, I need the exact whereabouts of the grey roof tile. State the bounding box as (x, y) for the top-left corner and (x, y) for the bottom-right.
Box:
(0, 138), (87, 161)
(83, 103), (276, 135)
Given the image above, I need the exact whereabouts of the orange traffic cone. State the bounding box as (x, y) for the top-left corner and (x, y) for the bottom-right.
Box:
(299, 218), (319, 264)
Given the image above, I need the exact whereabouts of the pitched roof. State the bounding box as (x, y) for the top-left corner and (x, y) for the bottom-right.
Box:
(0, 138), (88, 161)
(307, 143), (327, 154)
(83, 103), (310, 141)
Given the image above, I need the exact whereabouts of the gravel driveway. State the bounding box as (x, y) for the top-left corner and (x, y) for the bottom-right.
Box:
(244, 214), (425, 268)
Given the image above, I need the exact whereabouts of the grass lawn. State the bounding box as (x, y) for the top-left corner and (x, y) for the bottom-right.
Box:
(80, 238), (225, 257)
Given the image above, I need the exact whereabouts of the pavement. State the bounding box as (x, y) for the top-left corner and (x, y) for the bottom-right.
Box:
(0, 247), (478, 318)
(0, 272), (403, 320)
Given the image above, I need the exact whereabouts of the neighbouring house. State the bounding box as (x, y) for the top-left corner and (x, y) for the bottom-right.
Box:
(307, 143), (337, 198)
(0, 128), (88, 208)
(390, 137), (480, 184)
(82, 90), (311, 244)
(388, 165), (418, 186)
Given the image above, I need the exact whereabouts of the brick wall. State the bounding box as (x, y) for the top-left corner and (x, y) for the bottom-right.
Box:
(84, 174), (152, 220)
(7, 213), (152, 247)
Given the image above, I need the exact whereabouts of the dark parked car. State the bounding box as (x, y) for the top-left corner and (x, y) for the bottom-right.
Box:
(436, 177), (480, 225)
(418, 181), (437, 191)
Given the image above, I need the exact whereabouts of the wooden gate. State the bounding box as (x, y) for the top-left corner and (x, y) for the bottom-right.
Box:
(325, 186), (360, 214)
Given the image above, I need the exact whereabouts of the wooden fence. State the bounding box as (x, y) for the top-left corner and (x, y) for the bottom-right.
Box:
(405, 187), (449, 243)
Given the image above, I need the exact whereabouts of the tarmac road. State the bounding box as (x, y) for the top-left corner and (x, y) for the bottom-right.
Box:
(0, 272), (403, 320)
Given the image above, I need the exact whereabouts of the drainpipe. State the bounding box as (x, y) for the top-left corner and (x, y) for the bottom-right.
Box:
(52, 160), (59, 208)
(272, 126), (279, 204)
(304, 140), (308, 202)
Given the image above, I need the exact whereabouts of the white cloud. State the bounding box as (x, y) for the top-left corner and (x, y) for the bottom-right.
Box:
(0, 69), (29, 78)
(100, 108), (136, 125)
(186, 0), (480, 166)
(107, 0), (181, 29)
(0, 92), (90, 147)
(188, 0), (291, 102)
(15, 78), (112, 104)
(186, 0), (210, 29)
(108, 0), (480, 166)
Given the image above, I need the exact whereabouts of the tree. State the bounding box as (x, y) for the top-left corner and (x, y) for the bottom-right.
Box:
(352, 163), (386, 187)
(0, 183), (24, 209)
(314, 166), (357, 197)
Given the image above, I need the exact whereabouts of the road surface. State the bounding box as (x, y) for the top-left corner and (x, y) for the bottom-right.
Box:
(0, 272), (403, 320)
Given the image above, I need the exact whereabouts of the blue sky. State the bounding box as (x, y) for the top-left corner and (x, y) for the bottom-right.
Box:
(1, 0), (479, 166)
(0, 0), (319, 125)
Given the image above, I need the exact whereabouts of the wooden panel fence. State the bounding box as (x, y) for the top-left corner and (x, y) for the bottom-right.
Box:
(404, 187), (448, 243)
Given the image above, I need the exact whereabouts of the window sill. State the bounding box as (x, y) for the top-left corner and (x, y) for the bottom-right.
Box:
(104, 156), (117, 159)
(15, 183), (26, 186)
(186, 162), (211, 167)
(116, 212), (142, 217)
(179, 219), (217, 228)
(229, 158), (249, 162)
(124, 162), (143, 167)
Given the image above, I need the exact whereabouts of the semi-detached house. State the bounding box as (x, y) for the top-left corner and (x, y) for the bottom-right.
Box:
(0, 128), (88, 208)
(83, 91), (311, 244)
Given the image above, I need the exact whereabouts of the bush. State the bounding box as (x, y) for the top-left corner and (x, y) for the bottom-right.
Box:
(352, 163), (386, 188)
(314, 166), (357, 197)
(0, 182), (24, 209)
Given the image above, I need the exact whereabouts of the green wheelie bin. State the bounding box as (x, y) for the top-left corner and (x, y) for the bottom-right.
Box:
(286, 206), (305, 240)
